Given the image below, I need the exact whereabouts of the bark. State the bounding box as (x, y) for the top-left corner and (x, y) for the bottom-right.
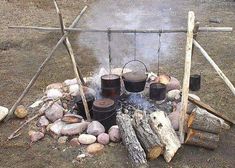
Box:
(116, 112), (148, 168)
(132, 110), (163, 160)
(185, 128), (219, 150)
(149, 111), (181, 162)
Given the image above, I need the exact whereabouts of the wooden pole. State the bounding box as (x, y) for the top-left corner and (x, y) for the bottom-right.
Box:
(8, 26), (233, 34)
(5, 6), (88, 121)
(53, 0), (91, 121)
(179, 11), (195, 143)
(193, 39), (235, 95)
(188, 95), (235, 124)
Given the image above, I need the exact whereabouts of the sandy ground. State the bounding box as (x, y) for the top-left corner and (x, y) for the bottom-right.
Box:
(0, 0), (234, 167)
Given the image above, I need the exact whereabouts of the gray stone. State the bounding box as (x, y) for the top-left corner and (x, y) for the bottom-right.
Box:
(108, 125), (121, 142)
(37, 116), (49, 127)
(97, 133), (109, 145)
(61, 122), (89, 136)
(49, 119), (66, 135)
(0, 106), (8, 122)
(87, 121), (105, 136)
(45, 102), (64, 122)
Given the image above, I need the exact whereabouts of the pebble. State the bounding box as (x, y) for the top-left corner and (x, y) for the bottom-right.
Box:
(45, 102), (64, 122)
(49, 119), (66, 135)
(0, 106), (8, 122)
(62, 114), (83, 124)
(97, 133), (109, 145)
(78, 134), (96, 145)
(70, 138), (81, 147)
(14, 105), (28, 119)
(28, 130), (44, 143)
(108, 125), (121, 142)
(58, 136), (68, 144)
(87, 121), (105, 136)
(61, 122), (89, 136)
(76, 154), (86, 160)
(37, 116), (49, 127)
(86, 143), (104, 154)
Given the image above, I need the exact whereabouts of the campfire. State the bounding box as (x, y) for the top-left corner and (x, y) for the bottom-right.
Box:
(1, 2), (234, 168)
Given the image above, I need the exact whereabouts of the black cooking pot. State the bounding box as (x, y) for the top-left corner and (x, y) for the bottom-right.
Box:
(121, 60), (148, 93)
(101, 74), (121, 99)
(149, 83), (166, 101)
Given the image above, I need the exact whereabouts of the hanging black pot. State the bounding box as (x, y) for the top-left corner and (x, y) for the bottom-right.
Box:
(101, 74), (121, 99)
(121, 60), (148, 93)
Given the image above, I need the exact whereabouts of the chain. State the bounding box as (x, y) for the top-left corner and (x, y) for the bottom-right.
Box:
(134, 30), (137, 60)
(108, 28), (112, 74)
(157, 31), (162, 76)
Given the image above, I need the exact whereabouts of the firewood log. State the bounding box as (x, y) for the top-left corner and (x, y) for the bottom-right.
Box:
(185, 128), (219, 150)
(132, 110), (163, 160)
(149, 111), (181, 162)
(189, 107), (230, 132)
(116, 112), (148, 168)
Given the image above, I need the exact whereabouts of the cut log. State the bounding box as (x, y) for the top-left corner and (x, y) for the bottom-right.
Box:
(149, 111), (181, 162)
(188, 107), (230, 134)
(188, 95), (234, 125)
(116, 112), (148, 168)
(132, 110), (163, 160)
(185, 128), (220, 150)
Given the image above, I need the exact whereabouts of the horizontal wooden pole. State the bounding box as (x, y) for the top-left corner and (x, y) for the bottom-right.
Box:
(8, 26), (233, 34)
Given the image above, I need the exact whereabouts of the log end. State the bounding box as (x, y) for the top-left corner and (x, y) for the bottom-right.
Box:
(147, 146), (162, 160)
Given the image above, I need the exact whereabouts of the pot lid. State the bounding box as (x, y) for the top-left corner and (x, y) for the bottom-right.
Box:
(123, 71), (147, 82)
(101, 74), (120, 80)
(92, 98), (115, 111)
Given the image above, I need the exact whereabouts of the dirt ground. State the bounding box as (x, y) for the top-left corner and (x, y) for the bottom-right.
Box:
(0, 0), (234, 167)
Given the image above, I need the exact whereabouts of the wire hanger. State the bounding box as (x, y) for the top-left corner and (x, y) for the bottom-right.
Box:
(108, 28), (112, 74)
(157, 31), (162, 76)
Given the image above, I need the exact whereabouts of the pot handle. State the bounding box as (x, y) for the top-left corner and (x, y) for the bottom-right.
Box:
(121, 59), (148, 77)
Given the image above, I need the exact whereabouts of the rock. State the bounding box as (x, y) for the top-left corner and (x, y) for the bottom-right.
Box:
(76, 154), (86, 160)
(86, 143), (104, 154)
(166, 77), (181, 91)
(87, 121), (105, 136)
(0, 106), (8, 122)
(62, 114), (83, 123)
(70, 138), (80, 147)
(45, 102), (64, 122)
(58, 136), (68, 144)
(14, 105), (28, 119)
(69, 84), (79, 96)
(46, 88), (63, 99)
(108, 125), (121, 142)
(61, 122), (89, 136)
(49, 119), (66, 135)
(78, 134), (96, 145)
(187, 94), (200, 114)
(37, 116), (49, 127)
(168, 103), (189, 130)
(28, 131), (44, 143)
(29, 99), (43, 108)
(46, 83), (63, 91)
(97, 133), (109, 145)
(64, 78), (77, 86)
(167, 89), (181, 101)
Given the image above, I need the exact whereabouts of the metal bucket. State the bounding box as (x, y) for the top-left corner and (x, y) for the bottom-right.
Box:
(149, 83), (166, 101)
(92, 98), (117, 131)
(101, 74), (121, 99)
(189, 74), (201, 91)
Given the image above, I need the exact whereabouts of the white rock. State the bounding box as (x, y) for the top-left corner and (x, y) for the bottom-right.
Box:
(0, 106), (9, 122)
(45, 102), (64, 122)
(87, 121), (105, 136)
(167, 89), (181, 101)
(61, 122), (89, 136)
(46, 89), (63, 99)
(69, 84), (80, 96)
(49, 119), (66, 135)
(78, 134), (96, 145)
(64, 78), (77, 86)
(76, 154), (86, 160)
(108, 125), (121, 142)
